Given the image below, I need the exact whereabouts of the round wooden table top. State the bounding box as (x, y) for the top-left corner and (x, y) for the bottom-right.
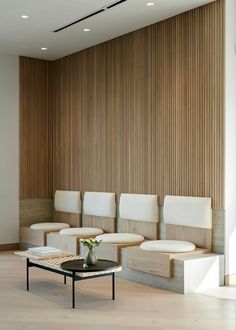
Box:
(61, 259), (120, 272)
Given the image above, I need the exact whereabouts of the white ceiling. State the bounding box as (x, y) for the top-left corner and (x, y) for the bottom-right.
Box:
(0, 0), (215, 61)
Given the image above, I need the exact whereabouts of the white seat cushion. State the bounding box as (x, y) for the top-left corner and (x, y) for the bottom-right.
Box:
(140, 240), (196, 253)
(96, 233), (144, 244)
(59, 227), (104, 236)
(30, 222), (70, 231)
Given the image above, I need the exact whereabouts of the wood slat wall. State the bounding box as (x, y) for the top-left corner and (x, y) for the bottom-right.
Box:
(20, 0), (224, 209)
(20, 57), (53, 198)
(52, 0), (224, 209)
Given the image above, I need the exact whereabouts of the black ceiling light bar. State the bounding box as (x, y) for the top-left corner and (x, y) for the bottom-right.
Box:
(53, 0), (128, 33)
(54, 9), (105, 33)
(106, 0), (127, 9)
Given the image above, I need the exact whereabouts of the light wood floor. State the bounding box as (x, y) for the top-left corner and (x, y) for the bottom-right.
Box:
(0, 252), (235, 330)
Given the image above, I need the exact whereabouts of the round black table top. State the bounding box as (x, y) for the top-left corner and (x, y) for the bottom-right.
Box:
(61, 259), (120, 272)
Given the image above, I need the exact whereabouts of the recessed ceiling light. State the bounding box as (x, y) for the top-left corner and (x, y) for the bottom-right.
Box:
(146, 2), (155, 6)
(21, 14), (29, 19)
(41, 47), (47, 51)
(83, 28), (90, 32)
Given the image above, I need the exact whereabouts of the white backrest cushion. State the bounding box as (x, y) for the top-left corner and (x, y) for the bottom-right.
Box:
(54, 190), (81, 214)
(164, 195), (212, 229)
(83, 192), (116, 217)
(119, 193), (158, 222)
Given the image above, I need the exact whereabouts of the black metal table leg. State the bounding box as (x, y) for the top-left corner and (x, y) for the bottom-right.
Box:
(64, 275), (67, 284)
(26, 258), (29, 291)
(72, 272), (75, 308)
(112, 272), (115, 300)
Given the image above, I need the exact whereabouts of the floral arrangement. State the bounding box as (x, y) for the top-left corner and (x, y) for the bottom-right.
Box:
(80, 237), (102, 249)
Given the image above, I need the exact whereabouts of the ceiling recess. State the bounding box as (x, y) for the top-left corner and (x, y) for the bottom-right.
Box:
(54, 0), (128, 33)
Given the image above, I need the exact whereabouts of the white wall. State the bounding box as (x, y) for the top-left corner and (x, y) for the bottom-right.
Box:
(0, 54), (19, 244)
(224, 0), (236, 275)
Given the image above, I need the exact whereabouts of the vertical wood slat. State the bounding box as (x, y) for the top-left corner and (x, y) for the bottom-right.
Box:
(20, 0), (224, 209)
(20, 57), (53, 198)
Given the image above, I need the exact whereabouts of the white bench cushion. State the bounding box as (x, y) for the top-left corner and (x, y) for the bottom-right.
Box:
(96, 233), (144, 244)
(59, 227), (104, 236)
(54, 190), (81, 213)
(83, 192), (116, 217)
(30, 222), (70, 231)
(119, 193), (158, 222)
(140, 240), (196, 253)
(164, 195), (212, 229)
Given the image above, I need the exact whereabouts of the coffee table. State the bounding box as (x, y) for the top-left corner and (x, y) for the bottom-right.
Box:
(16, 252), (122, 308)
(61, 259), (121, 308)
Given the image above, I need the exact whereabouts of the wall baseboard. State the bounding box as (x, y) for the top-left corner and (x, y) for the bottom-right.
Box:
(225, 274), (236, 286)
(0, 243), (19, 251)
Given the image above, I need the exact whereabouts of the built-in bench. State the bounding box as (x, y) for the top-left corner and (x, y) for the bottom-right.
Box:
(47, 192), (116, 254)
(20, 190), (81, 247)
(19, 192), (224, 294)
(119, 195), (224, 293)
(84, 193), (159, 263)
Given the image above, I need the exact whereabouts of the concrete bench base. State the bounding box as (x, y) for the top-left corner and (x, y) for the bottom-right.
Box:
(20, 226), (49, 247)
(120, 248), (224, 293)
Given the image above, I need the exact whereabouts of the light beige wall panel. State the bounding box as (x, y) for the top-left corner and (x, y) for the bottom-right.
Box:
(19, 198), (53, 227)
(82, 215), (116, 233)
(120, 219), (159, 240)
(53, 211), (81, 227)
(165, 225), (212, 250)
